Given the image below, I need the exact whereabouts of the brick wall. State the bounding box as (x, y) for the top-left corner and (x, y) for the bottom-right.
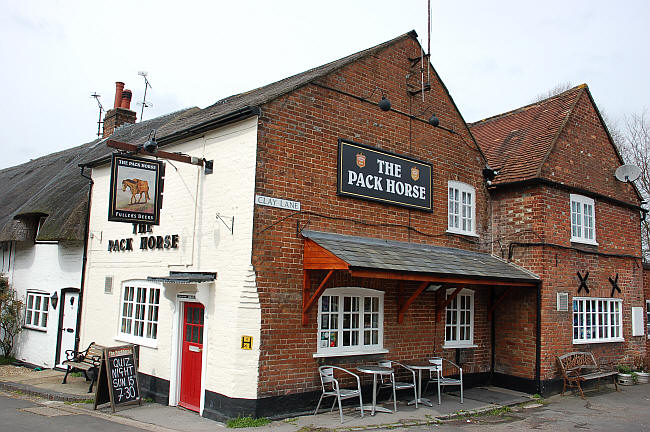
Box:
(490, 90), (646, 383)
(541, 90), (638, 205)
(251, 35), (497, 397)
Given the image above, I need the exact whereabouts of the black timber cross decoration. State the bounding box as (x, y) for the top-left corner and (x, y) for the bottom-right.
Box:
(609, 273), (621, 297)
(577, 271), (589, 294)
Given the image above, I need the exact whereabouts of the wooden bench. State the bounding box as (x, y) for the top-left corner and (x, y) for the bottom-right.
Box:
(61, 342), (104, 393)
(557, 351), (618, 399)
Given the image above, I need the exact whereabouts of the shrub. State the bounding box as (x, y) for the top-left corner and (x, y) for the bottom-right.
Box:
(0, 276), (24, 358)
(617, 364), (633, 374)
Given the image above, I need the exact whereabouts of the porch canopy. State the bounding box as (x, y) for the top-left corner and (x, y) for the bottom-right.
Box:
(301, 230), (539, 325)
(147, 271), (217, 284)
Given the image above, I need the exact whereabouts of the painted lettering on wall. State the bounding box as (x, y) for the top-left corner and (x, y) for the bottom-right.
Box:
(108, 235), (179, 252)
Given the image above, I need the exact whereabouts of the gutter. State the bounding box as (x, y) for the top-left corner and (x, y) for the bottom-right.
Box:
(508, 241), (641, 262)
(489, 178), (645, 213)
(535, 280), (541, 394)
(74, 165), (94, 351)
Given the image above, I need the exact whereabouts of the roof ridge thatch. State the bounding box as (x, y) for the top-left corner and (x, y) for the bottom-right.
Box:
(0, 107), (198, 242)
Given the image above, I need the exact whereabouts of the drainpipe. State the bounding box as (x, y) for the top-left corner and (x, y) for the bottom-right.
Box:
(490, 287), (495, 383)
(535, 281), (542, 394)
(75, 165), (94, 351)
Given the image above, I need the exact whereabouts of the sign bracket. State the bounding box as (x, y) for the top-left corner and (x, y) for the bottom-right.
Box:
(216, 213), (234, 234)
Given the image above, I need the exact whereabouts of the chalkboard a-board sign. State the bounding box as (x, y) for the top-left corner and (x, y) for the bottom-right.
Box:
(94, 345), (141, 412)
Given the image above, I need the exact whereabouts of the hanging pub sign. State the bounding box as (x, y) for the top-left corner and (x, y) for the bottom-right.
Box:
(108, 154), (164, 225)
(337, 139), (432, 212)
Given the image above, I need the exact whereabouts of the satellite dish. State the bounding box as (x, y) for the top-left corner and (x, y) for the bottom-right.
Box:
(614, 164), (641, 182)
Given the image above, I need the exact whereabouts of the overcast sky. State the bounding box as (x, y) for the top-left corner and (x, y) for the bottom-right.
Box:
(0, 0), (648, 170)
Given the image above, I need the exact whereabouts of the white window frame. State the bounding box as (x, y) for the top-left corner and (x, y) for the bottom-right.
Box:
(315, 287), (386, 357)
(24, 291), (49, 331)
(443, 288), (476, 348)
(572, 297), (623, 344)
(116, 280), (161, 348)
(570, 194), (597, 245)
(447, 181), (477, 236)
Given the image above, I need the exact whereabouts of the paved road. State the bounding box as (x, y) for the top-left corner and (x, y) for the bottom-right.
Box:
(397, 384), (650, 432)
(1, 384), (649, 432)
(0, 393), (150, 432)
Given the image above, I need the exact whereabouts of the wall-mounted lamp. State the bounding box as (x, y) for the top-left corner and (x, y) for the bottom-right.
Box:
(50, 291), (58, 309)
(142, 129), (158, 153)
(427, 113), (454, 133)
(366, 86), (391, 112)
(425, 283), (442, 292)
(378, 96), (391, 112)
(482, 165), (500, 184)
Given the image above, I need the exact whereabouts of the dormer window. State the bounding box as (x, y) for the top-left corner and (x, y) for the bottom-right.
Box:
(448, 181), (476, 236)
(570, 194), (597, 245)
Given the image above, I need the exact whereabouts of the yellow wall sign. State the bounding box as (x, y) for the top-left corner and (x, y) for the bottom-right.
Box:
(241, 336), (253, 350)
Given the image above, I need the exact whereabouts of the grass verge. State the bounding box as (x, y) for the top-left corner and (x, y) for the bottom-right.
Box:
(227, 416), (272, 428)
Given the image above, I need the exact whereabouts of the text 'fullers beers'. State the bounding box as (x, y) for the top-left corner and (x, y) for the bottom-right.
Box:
(347, 158), (426, 199)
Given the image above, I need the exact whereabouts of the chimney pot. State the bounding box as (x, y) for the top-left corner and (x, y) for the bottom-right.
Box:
(113, 82), (125, 109)
(121, 89), (132, 109)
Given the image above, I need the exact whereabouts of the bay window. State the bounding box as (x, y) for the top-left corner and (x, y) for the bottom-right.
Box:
(317, 287), (384, 356)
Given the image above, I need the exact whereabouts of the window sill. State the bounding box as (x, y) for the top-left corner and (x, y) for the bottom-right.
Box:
(570, 238), (598, 246)
(443, 343), (477, 349)
(446, 229), (479, 238)
(23, 325), (47, 333)
(572, 338), (624, 345)
(313, 348), (389, 358)
(115, 334), (158, 349)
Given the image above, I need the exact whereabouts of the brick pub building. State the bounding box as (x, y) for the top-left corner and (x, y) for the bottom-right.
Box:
(471, 85), (647, 392)
(79, 32), (646, 420)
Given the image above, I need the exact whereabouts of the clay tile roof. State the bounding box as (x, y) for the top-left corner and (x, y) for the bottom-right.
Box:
(469, 85), (585, 185)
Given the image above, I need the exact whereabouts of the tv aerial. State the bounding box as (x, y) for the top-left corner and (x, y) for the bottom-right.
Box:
(614, 164), (641, 182)
(137, 71), (152, 121)
(91, 92), (104, 138)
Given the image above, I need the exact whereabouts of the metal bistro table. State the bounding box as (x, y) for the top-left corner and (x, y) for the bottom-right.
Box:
(356, 365), (394, 415)
(405, 361), (437, 407)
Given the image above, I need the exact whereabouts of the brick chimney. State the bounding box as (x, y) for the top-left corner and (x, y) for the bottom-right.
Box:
(103, 82), (137, 137)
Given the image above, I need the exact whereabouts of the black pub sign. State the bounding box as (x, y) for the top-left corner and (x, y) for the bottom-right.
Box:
(337, 139), (432, 212)
(108, 154), (164, 225)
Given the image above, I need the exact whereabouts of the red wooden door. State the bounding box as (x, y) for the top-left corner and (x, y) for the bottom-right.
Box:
(179, 302), (204, 412)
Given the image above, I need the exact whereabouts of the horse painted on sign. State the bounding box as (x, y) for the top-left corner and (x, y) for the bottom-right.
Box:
(122, 179), (151, 204)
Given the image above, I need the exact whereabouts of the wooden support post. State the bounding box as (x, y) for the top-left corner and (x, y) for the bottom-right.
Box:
(302, 270), (310, 325)
(436, 286), (462, 322)
(488, 287), (512, 321)
(398, 281), (428, 324)
(302, 270), (334, 325)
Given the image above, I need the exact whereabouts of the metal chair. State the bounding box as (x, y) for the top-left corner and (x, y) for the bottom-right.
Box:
(425, 357), (463, 405)
(314, 366), (364, 423)
(376, 360), (418, 411)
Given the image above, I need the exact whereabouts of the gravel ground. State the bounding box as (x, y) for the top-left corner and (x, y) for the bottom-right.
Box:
(0, 364), (42, 378)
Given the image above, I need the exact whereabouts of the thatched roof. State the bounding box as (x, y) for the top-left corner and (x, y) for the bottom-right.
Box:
(0, 108), (198, 242)
(2, 30), (421, 242)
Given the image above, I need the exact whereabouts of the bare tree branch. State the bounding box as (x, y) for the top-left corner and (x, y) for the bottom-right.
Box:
(616, 110), (650, 260)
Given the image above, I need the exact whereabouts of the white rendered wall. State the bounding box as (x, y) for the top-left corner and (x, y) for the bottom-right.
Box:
(10, 241), (83, 367)
(80, 117), (261, 401)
